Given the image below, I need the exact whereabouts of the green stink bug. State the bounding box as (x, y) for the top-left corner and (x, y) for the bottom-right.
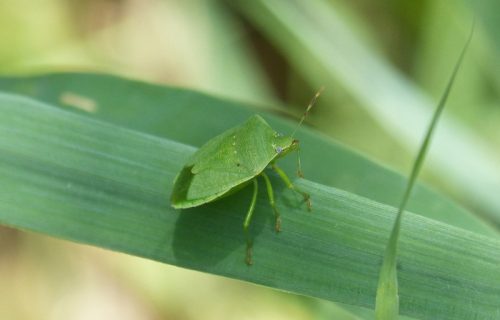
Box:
(171, 90), (322, 265)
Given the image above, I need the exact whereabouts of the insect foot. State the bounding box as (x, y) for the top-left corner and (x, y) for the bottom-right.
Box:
(275, 214), (282, 232)
(304, 193), (312, 211)
(245, 242), (253, 266)
(297, 169), (304, 178)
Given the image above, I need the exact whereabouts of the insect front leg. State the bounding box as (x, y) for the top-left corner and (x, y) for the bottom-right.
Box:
(243, 179), (259, 265)
(261, 172), (281, 232)
(296, 145), (304, 178)
(271, 163), (311, 211)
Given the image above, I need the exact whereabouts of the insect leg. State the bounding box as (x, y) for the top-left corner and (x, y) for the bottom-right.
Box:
(261, 172), (281, 232)
(272, 163), (311, 211)
(243, 178), (259, 265)
(296, 145), (304, 178)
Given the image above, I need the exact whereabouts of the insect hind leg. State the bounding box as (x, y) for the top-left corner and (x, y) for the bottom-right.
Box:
(261, 172), (281, 232)
(272, 163), (311, 211)
(243, 179), (259, 265)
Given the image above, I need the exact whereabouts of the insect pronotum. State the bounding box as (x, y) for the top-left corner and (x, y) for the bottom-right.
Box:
(171, 88), (323, 265)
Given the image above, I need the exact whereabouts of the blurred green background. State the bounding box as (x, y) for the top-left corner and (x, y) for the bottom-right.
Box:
(0, 0), (498, 319)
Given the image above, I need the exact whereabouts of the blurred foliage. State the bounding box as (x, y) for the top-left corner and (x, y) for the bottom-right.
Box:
(0, 0), (498, 319)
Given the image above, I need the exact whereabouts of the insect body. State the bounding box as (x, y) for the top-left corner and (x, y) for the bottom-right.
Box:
(171, 90), (322, 265)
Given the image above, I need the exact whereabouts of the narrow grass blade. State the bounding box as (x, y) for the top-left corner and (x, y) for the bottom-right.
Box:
(375, 25), (475, 320)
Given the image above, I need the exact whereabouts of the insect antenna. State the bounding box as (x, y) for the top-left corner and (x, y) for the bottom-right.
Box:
(291, 87), (324, 178)
(291, 86), (324, 138)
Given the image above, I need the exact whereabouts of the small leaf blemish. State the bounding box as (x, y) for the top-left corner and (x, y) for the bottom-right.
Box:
(59, 92), (98, 113)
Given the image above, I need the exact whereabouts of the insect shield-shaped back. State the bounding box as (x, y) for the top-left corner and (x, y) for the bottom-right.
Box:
(171, 115), (293, 208)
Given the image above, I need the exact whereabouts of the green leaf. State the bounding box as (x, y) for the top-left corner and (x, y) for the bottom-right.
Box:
(0, 93), (499, 320)
(375, 27), (474, 320)
(0, 73), (496, 238)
